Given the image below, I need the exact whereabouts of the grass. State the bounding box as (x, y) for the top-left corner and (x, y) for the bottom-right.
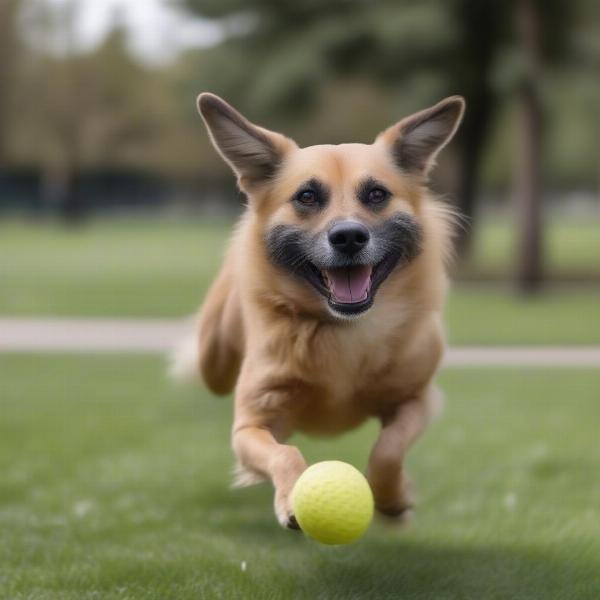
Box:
(0, 218), (599, 345)
(446, 284), (600, 345)
(1, 354), (599, 599)
(469, 215), (600, 273)
(0, 219), (228, 317)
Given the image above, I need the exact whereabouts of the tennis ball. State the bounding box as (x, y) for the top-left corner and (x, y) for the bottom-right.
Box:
(291, 461), (374, 545)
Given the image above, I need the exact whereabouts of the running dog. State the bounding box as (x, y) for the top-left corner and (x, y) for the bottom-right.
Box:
(178, 92), (465, 529)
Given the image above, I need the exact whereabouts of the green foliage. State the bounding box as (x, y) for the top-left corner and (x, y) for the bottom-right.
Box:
(3, 0), (600, 183)
(179, 0), (600, 186)
(4, 1), (208, 176)
(12, 21), (174, 171)
(0, 0), (26, 161)
(182, 0), (460, 119)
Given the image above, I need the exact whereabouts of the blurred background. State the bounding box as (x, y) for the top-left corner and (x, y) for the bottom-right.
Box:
(0, 0), (599, 325)
(1, 3), (600, 596)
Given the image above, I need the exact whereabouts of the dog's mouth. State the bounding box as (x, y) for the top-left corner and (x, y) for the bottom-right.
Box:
(304, 256), (399, 316)
(322, 265), (372, 304)
(265, 215), (423, 318)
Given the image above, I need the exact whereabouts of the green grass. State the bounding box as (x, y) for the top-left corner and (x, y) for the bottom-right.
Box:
(469, 216), (600, 273)
(0, 219), (230, 317)
(1, 354), (599, 599)
(1, 218), (599, 345)
(446, 284), (600, 345)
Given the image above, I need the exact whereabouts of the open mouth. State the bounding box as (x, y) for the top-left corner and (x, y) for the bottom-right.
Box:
(322, 265), (372, 305)
(265, 216), (423, 318)
(304, 256), (399, 317)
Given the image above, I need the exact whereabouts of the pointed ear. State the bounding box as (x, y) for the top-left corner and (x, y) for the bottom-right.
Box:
(378, 96), (465, 177)
(197, 93), (295, 190)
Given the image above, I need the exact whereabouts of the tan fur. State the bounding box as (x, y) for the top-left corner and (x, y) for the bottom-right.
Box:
(190, 94), (465, 527)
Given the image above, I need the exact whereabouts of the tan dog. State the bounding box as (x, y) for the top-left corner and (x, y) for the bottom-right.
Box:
(183, 92), (464, 529)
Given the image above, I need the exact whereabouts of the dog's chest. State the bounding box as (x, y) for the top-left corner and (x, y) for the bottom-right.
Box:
(294, 317), (394, 381)
(289, 321), (414, 432)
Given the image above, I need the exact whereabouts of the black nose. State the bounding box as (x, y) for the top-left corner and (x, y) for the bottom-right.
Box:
(328, 221), (370, 256)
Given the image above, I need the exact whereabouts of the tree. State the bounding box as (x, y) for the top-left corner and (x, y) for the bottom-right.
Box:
(180, 0), (582, 283)
(515, 0), (544, 292)
(15, 1), (173, 221)
(0, 0), (23, 164)
(179, 0), (508, 254)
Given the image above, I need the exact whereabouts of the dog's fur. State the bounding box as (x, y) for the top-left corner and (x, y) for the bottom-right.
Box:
(181, 92), (465, 528)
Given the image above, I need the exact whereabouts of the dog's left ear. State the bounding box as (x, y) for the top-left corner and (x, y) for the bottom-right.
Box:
(197, 93), (296, 192)
(377, 96), (465, 177)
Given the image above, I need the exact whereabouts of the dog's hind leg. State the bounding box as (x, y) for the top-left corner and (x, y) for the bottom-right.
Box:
(197, 259), (243, 395)
(367, 386), (441, 520)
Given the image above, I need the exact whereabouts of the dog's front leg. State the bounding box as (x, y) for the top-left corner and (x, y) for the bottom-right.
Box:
(233, 422), (307, 529)
(367, 394), (432, 519)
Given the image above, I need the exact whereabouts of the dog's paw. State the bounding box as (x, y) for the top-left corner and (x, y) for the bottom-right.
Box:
(371, 470), (416, 525)
(274, 489), (301, 531)
(276, 507), (302, 531)
(285, 514), (301, 530)
(375, 503), (415, 527)
(270, 446), (307, 530)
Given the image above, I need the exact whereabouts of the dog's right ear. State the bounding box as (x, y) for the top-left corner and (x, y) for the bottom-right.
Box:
(197, 93), (295, 191)
(377, 96), (465, 178)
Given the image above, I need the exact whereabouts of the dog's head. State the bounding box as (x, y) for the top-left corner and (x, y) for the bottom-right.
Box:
(198, 93), (464, 319)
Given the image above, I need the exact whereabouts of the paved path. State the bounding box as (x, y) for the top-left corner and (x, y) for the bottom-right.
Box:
(1, 318), (599, 367)
(0, 318), (189, 353)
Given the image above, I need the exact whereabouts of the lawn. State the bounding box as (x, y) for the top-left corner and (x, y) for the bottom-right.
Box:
(0, 218), (599, 345)
(1, 354), (599, 599)
(469, 215), (600, 274)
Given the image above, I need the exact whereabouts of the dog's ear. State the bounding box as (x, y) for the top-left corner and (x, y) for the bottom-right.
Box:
(378, 96), (465, 177)
(197, 93), (295, 191)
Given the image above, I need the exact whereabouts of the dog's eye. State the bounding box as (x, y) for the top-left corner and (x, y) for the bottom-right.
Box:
(296, 190), (316, 205)
(292, 179), (328, 211)
(368, 188), (389, 204)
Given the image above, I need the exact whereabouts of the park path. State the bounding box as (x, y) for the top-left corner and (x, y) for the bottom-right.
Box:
(1, 317), (599, 367)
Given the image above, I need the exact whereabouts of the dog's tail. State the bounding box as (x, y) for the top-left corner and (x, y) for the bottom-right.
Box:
(426, 385), (445, 421)
(168, 330), (200, 383)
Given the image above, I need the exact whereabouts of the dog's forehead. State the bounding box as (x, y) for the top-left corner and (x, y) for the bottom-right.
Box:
(285, 143), (392, 184)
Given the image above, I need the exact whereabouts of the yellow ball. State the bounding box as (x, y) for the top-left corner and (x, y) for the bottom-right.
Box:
(292, 461), (374, 545)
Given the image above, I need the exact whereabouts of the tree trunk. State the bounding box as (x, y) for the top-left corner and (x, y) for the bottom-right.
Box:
(451, 0), (503, 257)
(0, 0), (20, 165)
(453, 87), (496, 257)
(515, 0), (544, 293)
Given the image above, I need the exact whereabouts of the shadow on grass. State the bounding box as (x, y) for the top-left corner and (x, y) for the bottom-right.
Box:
(169, 485), (600, 599)
(77, 532), (599, 600)
(300, 538), (599, 600)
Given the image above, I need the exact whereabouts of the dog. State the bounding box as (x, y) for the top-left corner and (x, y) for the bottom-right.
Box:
(178, 92), (465, 529)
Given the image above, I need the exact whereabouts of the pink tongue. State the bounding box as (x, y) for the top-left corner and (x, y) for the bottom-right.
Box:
(325, 266), (372, 303)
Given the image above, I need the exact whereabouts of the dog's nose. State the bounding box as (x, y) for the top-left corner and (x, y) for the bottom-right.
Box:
(328, 221), (370, 256)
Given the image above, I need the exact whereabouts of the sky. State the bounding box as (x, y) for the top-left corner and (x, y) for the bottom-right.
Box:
(31, 0), (226, 64)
